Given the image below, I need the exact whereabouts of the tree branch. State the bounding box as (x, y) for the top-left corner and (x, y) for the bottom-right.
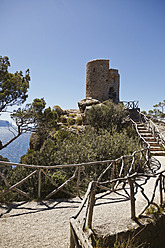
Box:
(0, 132), (22, 150)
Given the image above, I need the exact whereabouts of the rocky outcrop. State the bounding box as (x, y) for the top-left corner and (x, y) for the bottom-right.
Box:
(78, 97), (101, 113)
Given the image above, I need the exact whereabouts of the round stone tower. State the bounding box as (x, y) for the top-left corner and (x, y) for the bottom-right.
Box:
(86, 59), (120, 103)
(86, 59), (109, 102)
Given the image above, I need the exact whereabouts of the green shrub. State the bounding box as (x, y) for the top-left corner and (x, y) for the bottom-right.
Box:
(86, 100), (128, 132)
(67, 117), (75, 126)
(60, 115), (67, 124)
(69, 113), (76, 117)
(75, 116), (83, 125)
(0, 155), (11, 187)
(53, 105), (63, 117)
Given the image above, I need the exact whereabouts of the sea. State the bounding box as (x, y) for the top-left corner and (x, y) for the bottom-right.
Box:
(0, 127), (31, 163)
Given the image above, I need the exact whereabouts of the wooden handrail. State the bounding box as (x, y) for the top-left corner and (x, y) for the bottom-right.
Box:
(130, 118), (150, 149)
(69, 168), (165, 247)
(70, 218), (93, 248)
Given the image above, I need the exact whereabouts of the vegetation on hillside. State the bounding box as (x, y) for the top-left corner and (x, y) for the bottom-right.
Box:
(0, 100), (141, 201)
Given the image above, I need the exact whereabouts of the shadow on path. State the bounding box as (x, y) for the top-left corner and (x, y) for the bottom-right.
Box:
(0, 198), (81, 218)
(0, 156), (163, 220)
(95, 156), (162, 207)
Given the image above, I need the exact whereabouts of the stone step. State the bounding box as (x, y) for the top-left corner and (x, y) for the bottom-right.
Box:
(136, 122), (165, 156)
(137, 126), (146, 129)
(140, 133), (153, 137)
(137, 123), (145, 126)
(138, 129), (150, 133)
(150, 146), (163, 151)
(151, 151), (165, 156)
(144, 137), (156, 142)
(149, 142), (161, 147)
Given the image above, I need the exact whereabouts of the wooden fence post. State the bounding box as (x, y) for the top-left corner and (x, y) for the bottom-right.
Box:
(38, 169), (41, 199)
(87, 183), (95, 229)
(112, 162), (115, 191)
(159, 174), (163, 206)
(128, 178), (136, 219)
(77, 166), (81, 198)
(70, 222), (75, 248)
(147, 148), (151, 169)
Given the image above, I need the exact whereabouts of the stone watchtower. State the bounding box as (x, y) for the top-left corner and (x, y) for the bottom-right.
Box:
(86, 59), (120, 103)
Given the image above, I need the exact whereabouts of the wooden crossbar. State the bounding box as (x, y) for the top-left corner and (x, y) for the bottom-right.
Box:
(0, 170), (38, 198)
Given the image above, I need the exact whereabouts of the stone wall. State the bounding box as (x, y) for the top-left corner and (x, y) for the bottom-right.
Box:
(86, 59), (120, 103)
(94, 214), (165, 248)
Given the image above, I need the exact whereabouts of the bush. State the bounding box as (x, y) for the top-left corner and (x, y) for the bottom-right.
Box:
(69, 113), (76, 117)
(75, 116), (83, 125)
(53, 105), (63, 117)
(16, 126), (140, 200)
(0, 155), (11, 187)
(86, 100), (128, 132)
(21, 127), (140, 167)
(60, 115), (67, 124)
(67, 117), (75, 126)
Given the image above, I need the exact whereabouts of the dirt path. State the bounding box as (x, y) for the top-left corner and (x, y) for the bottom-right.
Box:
(0, 198), (81, 248)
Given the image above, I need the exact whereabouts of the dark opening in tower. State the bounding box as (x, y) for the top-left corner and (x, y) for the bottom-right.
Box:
(109, 87), (114, 99)
(109, 87), (117, 102)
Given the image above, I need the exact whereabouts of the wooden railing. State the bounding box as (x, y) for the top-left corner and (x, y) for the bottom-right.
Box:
(130, 118), (151, 162)
(70, 181), (95, 248)
(0, 160), (111, 200)
(0, 145), (150, 248)
(69, 165), (165, 247)
(97, 170), (165, 218)
(130, 118), (149, 148)
(69, 146), (150, 247)
(0, 142), (149, 201)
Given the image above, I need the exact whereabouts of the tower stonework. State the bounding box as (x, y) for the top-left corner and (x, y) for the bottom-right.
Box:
(86, 59), (120, 103)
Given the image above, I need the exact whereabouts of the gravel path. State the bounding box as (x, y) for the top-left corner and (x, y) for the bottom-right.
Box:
(1, 156), (165, 247)
(0, 198), (82, 248)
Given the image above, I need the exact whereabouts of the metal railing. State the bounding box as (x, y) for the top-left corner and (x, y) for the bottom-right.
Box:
(122, 100), (139, 110)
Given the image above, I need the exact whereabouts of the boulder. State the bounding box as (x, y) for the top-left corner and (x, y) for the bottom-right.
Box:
(78, 97), (101, 113)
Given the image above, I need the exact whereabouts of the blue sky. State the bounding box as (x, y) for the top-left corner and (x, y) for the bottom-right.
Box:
(0, 0), (165, 121)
